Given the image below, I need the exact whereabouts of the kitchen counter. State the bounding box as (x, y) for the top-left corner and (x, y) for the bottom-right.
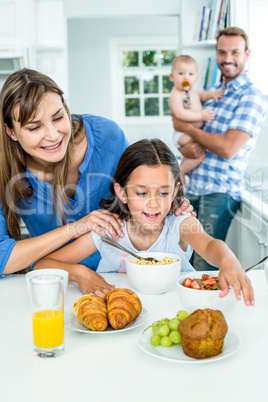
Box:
(0, 272), (267, 402)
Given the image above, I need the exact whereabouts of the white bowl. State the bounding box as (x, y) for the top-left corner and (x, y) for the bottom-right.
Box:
(177, 271), (238, 317)
(26, 269), (68, 295)
(125, 252), (181, 295)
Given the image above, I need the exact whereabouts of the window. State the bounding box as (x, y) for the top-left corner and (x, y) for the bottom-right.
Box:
(111, 36), (179, 124)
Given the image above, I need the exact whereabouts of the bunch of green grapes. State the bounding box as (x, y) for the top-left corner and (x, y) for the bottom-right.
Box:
(145, 310), (190, 347)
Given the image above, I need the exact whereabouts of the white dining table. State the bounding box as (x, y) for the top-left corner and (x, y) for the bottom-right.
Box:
(0, 270), (267, 402)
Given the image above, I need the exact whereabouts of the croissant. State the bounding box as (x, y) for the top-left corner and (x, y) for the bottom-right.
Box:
(73, 294), (108, 331)
(104, 288), (142, 330)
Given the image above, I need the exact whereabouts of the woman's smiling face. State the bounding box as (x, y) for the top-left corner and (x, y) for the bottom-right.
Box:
(6, 91), (71, 169)
(116, 164), (180, 233)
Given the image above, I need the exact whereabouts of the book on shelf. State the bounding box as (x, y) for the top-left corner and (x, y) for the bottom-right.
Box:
(217, 0), (228, 34)
(200, 6), (211, 41)
(203, 57), (211, 89)
(207, 0), (223, 40)
(203, 57), (221, 89)
(197, 0), (229, 42)
(198, 6), (206, 41)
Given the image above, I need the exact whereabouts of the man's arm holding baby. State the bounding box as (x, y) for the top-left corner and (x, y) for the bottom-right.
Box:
(172, 115), (250, 159)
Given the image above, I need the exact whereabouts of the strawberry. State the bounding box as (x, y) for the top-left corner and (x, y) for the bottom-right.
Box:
(203, 278), (217, 286)
(183, 278), (193, 288)
(204, 274), (213, 280)
(191, 280), (201, 290)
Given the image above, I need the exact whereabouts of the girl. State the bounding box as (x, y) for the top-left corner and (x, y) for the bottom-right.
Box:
(36, 139), (254, 306)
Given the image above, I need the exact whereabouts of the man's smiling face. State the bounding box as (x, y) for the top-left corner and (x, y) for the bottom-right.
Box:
(217, 35), (250, 84)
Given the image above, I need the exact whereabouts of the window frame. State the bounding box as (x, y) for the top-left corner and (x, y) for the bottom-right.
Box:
(110, 35), (179, 126)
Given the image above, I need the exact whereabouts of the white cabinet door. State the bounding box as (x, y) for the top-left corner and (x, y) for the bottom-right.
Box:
(226, 202), (268, 268)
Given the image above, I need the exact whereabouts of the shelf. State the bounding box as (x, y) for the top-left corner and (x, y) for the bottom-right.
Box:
(182, 40), (217, 48)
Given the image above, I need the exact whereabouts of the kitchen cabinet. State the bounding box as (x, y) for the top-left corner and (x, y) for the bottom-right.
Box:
(34, 0), (69, 99)
(0, 0), (35, 48)
(0, 0), (68, 98)
(226, 193), (268, 268)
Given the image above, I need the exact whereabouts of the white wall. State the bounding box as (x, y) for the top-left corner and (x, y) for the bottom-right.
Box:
(67, 15), (179, 154)
(64, 0), (180, 18)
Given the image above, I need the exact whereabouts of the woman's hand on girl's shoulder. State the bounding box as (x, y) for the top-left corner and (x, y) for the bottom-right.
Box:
(174, 197), (196, 217)
(71, 209), (125, 241)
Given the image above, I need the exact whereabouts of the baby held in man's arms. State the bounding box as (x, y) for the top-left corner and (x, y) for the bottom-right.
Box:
(169, 55), (224, 186)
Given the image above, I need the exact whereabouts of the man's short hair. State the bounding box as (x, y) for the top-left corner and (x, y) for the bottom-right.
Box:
(217, 27), (249, 51)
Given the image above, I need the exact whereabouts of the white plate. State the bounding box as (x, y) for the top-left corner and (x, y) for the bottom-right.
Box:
(138, 329), (240, 363)
(64, 306), (149, 334)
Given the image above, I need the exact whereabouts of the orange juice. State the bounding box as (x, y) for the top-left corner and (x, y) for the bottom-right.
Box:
(32, 309), (64, 348)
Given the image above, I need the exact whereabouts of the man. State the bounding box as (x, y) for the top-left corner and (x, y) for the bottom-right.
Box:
(172, 27), (267, 271)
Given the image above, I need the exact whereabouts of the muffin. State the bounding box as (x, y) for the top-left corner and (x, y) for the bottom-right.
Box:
(178, 308), (228, 359)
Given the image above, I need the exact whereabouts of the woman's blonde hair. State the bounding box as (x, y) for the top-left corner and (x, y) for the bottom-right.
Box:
(0, 68), (81, 240)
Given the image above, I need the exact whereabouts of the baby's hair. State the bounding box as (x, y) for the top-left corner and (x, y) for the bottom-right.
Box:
(172, 55), (197, 72)
(100, 139), (184, 219)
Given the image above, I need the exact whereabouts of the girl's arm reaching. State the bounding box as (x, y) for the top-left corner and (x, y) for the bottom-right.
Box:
(35, 233), (115, 298)
(179, 216), (254, 306)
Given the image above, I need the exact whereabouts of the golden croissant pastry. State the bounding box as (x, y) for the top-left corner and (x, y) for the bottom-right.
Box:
(73, 294), (108, 331)
(104, 288), (142, 330)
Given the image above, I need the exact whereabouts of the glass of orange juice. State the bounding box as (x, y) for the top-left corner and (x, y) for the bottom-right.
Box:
(27, 275), (64, 357)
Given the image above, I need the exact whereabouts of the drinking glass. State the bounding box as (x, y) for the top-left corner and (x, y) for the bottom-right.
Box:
(27, 274), (64, 357)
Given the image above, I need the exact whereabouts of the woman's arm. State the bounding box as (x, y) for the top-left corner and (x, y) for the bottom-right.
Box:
(179, 216), (254, 306)
(36, 258), (114, 297)
(3, 209), (124, 274)
(36, 231), (97, 266)
(35, 232), (115, 297)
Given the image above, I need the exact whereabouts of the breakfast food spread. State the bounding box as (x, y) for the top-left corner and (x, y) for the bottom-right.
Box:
(182, 274), (221, 290)
(178, 308), (228, 359)
(130, 256), (178, 266)
(73, 288), (142, 331)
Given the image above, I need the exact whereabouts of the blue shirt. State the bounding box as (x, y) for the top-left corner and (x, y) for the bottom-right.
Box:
(187, 73), (267, 200)
(92, 214), (195, 273)
(0, 114), (129, 274)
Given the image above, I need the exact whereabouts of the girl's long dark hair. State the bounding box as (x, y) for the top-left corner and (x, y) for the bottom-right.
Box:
(100, 139), (184, 219)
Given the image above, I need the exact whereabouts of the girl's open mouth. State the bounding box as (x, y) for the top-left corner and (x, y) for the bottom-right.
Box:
(143, 212), (160, 221)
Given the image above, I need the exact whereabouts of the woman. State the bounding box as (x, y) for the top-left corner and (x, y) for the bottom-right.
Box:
(0, 68), (191, 295)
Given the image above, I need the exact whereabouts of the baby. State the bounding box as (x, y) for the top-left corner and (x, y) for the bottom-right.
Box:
(169, 55), (224, 186)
